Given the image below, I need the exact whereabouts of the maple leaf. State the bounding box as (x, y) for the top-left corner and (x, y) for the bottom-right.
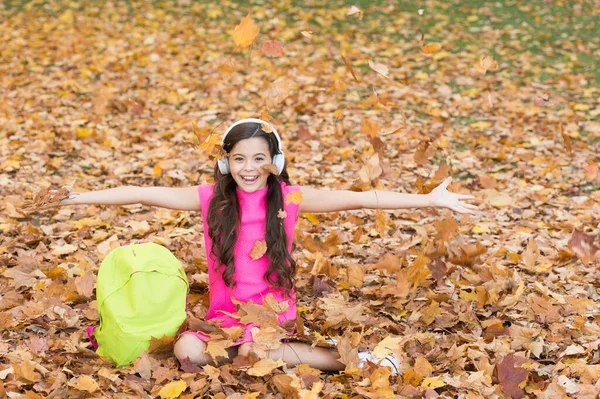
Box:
(249, 239), (267, 260)
(133, 351), (152, 380)
(75, 270), (95, 298)
(27, 335), (49, 353)
(68, 375), (99, 393)
(285, 191), (303, 205)
(148, 335), (175, 354)
(260, 40), (284, 57)
(567, 229), (599, 264)
(12, 360), (41, 383)
(261, 163), (279, 176)
(179, 357), (202, 373)
(199, 133), (223, 159)
(421, 43), (441, 54)
(231, 15), (259, 48)
(158, 380), (187, 399)
(206, 339), (231, 361)
(368, 60), (389, 78)
(360, 118), (380, 138)
(247, 358), (286, 376)
(496, 355), (528, 399)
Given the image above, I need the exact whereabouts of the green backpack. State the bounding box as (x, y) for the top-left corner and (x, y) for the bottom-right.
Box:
(91, 242), (188, 367)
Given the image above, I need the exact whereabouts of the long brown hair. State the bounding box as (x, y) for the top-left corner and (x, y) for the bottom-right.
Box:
(206, 122), (297, 296)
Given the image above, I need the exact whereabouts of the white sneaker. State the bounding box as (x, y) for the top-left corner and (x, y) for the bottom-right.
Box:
(358, 351), (400, 376)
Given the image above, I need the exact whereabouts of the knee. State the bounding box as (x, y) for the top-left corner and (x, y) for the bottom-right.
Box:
(238, 342), (253, 358)
(174, 334), (209, 365)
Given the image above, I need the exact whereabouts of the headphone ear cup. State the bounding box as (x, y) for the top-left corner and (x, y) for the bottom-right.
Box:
(217, 158), (230, 174)
(273, 153), (285, 174)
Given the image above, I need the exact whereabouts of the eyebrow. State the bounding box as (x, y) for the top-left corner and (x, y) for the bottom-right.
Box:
(231, 152), (267, 157)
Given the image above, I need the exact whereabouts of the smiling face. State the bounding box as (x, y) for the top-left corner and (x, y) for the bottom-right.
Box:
(228, 137), (273, 192)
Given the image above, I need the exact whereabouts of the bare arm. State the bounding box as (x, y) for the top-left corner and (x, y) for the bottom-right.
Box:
(61, 186), (201, 211)
(299, 178), (476, 214)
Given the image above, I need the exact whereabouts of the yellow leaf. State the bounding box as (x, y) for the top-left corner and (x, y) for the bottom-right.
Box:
(231, 15), (260, 48)
(470, 121), (492, 129)
(347, 263), (364, 287)
(303, 212), (319, 224)
(371, 335), (403, 359)
(421, 376), (446, 389)
(421, 43), (441, 54)
(285, 191), (303, 205)
(247, 358), (286, 376)
(159, 380), (187, 399)
(574, 103), (590, 111)
(360, 118), (380, 138)
(249, 240), (267, 260)
(471, 225), (490, 234)
(153, 164), (163, 178)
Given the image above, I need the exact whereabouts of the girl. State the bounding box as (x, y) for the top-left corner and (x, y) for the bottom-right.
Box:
(57, 118), (476, 373)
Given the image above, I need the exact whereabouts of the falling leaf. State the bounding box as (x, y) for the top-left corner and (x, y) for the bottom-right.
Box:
(159, 380), (188, 399)
(567, 229), (599, 264)
(360, 118), (380, 138)
(347, 5), (363, 19)
(231, 15), (260, 48)
(341, 55), (359, 82)
(300, 30), (313, 37)
(368, 60), (389, 78)
(261, 163), (279, 175)
(421, 43), (441, 54)
(260, 40), (284, 57)
(533, 94), (552, 107)
(285, 191), (303, 205)
(247, 358), (286, 376)
(249, 240), (268, 260)
(260, 123), (273, 133)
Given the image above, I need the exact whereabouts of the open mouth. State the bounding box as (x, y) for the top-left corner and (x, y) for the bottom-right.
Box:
(241, 176), (259, 184)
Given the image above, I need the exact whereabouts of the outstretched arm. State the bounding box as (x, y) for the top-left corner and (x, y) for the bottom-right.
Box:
(299, 177), (476, 214)
(57, 186), (201, 211)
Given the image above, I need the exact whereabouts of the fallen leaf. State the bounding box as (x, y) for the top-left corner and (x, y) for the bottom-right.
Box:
(247, 358), (286, 376)
(497, 355), (528, 399)
(567, 229), (599, 264)
(159, 380), (188, 399)
(474, 54), (498, 74)
(68, 375), (99, 393)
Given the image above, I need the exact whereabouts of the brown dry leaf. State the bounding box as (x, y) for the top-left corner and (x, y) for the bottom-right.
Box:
(27, 335), (49, 353)
(474, 54), (499, 74)
(285, 191), (303, 205)
(231, 15), (260, 48)
(247, 358), (286, 376)
(497, 355), (528, 399)
(148, 335), (175, 354)
(341, 54), (359, 82)
(68, 375), (99, 393)
(249, 239), (268, 260)
(261, 163), (279, 176)
(133, 351), (152, 380)
(567, 229), (599, 264)
(206, 339), (231, 361)
(346, 263), (364, 287)
(12, 360), (41, 383)
(368, 60), (389, 78)
(75, 270), (95, 298)
(260, 40), (284, 57)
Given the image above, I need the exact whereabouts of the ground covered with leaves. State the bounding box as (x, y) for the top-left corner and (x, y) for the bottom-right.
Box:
(1, 0), (600, 398)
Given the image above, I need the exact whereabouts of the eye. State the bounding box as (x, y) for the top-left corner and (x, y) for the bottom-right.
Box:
(233, 157), (243, 162)
(255, 157), (265, 162)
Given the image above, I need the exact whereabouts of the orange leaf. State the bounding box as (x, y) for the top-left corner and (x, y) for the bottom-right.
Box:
(421, 43), (441, 54)
(341, 55), (359, 82)
(285, 191), (303, 205)
(360, 118), (380, 138)
(568, 229), (599, 264)
(249, 240), (268, 260)
(231, 15), (260, 48)
(148, 335), (175, 354)
(474, 54), (498, 74)
(260, 40), (284, 57)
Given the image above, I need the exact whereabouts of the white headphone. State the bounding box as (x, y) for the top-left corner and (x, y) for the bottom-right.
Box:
(217, 118), (286, 175)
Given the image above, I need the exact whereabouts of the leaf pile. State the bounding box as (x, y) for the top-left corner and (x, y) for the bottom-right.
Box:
(1, 1), (599, 398)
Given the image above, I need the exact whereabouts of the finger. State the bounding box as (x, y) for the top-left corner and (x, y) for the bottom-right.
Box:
(461, 203), (478, 210)
(458, 194), (476, 200)
(453, 204), (474, 214)
(441, 177), (452, 188)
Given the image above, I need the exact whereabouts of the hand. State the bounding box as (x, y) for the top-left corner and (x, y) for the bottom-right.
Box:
(428, 177), (477, 214)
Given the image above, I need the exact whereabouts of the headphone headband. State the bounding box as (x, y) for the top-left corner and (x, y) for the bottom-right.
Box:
(217, 118), (286, 175)
(222, 118), (283, 152)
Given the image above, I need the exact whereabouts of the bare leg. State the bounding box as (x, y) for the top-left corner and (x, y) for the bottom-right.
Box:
(174, 334), (238, 365)
(239, 342), (345, 371)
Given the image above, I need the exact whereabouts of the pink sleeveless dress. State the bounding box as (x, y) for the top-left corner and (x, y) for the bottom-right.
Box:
(183, 181), (301, 346)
